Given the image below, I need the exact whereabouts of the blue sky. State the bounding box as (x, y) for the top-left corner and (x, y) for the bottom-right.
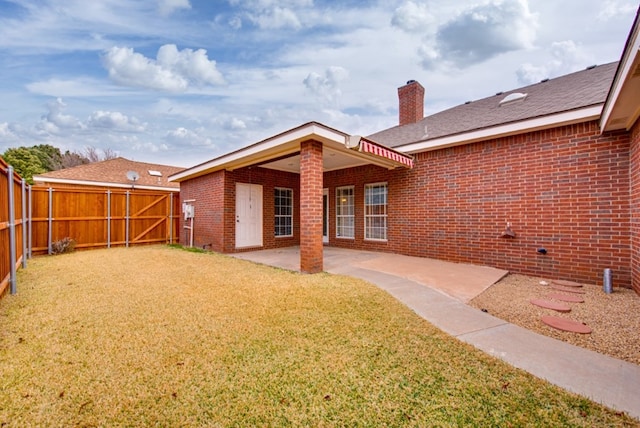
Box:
(0, 0), (637, 167)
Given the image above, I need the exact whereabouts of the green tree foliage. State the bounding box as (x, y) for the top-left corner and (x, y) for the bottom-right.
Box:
(2, 144), (117, 184)
(1, 145), (111, 184)
(1, 147), (48, 184)
(32, 144), (64, 171)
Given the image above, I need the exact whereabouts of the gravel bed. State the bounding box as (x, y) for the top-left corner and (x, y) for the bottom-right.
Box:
(470, 274), (640, 365)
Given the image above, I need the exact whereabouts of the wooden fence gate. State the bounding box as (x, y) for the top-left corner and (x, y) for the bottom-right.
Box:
(30, 187), (180, 255)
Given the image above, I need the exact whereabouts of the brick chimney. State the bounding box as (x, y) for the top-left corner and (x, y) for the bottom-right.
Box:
(398, 80), (424, 126)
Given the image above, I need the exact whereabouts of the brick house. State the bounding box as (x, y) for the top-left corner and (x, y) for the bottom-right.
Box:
(171, 10), (640, 293)
(34, 157), (182, 193)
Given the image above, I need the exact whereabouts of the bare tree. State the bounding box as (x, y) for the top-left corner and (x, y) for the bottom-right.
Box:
(102, 148), (118, 160)
(84, 146), (118, 163)
(61, 150), (90, 168)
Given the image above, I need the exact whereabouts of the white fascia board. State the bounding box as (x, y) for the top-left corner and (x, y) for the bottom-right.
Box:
(396, 106), (603, 154)
(600, 30), (640, 131)
(32, 176), (179, 192)
(169, 122), (347, 182)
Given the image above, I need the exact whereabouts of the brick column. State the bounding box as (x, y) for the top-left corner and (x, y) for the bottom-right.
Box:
(299, 140), (323, 273)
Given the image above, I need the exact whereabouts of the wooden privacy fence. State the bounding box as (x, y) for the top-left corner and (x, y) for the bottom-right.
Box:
(1, 159), (27, 298)
(30, 187), (180, 255)
(1, 157), (180, 298)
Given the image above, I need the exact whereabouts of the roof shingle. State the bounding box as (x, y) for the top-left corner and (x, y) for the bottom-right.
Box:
(34, 157), (183, 189)
(368, 62), (618, 148)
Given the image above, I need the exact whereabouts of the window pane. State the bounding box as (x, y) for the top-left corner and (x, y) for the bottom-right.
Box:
(274, 188), (293, 237)
(336, 186), (355, 238)
(365, 183), (387, 240)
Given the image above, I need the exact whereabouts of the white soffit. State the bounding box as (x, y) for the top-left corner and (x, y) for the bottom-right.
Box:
(170, 122), (347, 182)
(600, 28), (640, 132)
(396, 106), (603, 154)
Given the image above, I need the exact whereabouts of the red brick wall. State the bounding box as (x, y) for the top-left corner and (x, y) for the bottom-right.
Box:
(223, 167), (300, 252)
(398, 81), (425, 126)
(324, 165), (393, 252)
(179, 171), (226, 251)
(630, 120), (640, 294)
(299, 140), (324, 273)
(181, 120), (632, 287)
(326, 121), (631, 287)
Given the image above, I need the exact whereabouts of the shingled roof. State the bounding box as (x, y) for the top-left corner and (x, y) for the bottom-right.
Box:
(368, 62), (618, 149)
(34, 157), (183, 191)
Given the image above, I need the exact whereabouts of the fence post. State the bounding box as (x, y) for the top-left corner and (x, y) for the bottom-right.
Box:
(169, 192), (174, 244)
(7, 166), (17, 294)
(21, 179), (27, 268)
(28, 185), (32, 259)
(125, 191), (130, 247)
(106, 190), (111, 248)
(47, 187), (53, 255)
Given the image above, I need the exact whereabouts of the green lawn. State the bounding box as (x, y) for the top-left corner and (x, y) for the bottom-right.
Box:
(0, 246), (636, 427)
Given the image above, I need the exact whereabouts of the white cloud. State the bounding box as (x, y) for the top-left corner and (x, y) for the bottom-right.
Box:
(0, 122), (19, 142)
(598, 0), (637, 20)
(391, 1), (435, 33)
(226, 118), (247, 130)
(247, 7), (302, 29)
(303, 66), (349, 108)
(102, 45), (224, 92)
(516, 40), (589, 84)
(43, 98), (84, 130)
(430, 0), (538, 68)
(158, 0), (191, 16)
(156, 44), (225, 86)
(26, 77), (132, 97)
(228, 0), (314, 30)
(132, 139), (169, 154)
(228, 15), (243, 30)
(87, 111), (147, 132)
(165, 127), (214, 147)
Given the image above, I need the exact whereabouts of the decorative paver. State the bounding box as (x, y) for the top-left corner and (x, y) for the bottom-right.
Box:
(546, 293), (585, 303)
(530, 299), (571, 312)
(550, 284), (586, 294)
(551, 279), (583, 288)
(541, 315), (592, 334)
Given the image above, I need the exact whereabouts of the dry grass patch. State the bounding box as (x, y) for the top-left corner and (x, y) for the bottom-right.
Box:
(0, 246), (637, 427)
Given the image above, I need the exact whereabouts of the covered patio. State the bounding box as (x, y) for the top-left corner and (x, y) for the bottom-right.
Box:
(170, 122), (415, 273)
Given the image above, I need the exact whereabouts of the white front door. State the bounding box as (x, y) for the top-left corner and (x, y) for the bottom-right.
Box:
(236, 183), (263, 248)
(323, 188), (329, 243)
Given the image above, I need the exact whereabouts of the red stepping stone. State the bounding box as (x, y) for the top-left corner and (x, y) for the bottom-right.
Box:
(551, 279), (583, 288)
(530, 299), (571, 313)
(541, 315), (592, 334)
(546, 293), (585, 303)
(550, 284), (586, 294)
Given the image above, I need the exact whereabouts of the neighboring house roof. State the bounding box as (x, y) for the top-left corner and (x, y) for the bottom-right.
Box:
(369, 62), (618, 152)
(33, 157), (183, 191)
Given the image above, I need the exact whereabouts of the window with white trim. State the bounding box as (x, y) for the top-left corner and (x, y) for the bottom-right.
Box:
(336, 186), (354, 239)
(274, 187), (293, 237)
(365, 183), (387, 241)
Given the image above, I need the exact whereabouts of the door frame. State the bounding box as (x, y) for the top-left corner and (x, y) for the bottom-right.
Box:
(322, 188), (329, 244)
(235, 183), (263, 248)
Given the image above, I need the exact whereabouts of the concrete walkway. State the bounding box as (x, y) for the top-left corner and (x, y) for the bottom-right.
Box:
(231, 247), (640, 420)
